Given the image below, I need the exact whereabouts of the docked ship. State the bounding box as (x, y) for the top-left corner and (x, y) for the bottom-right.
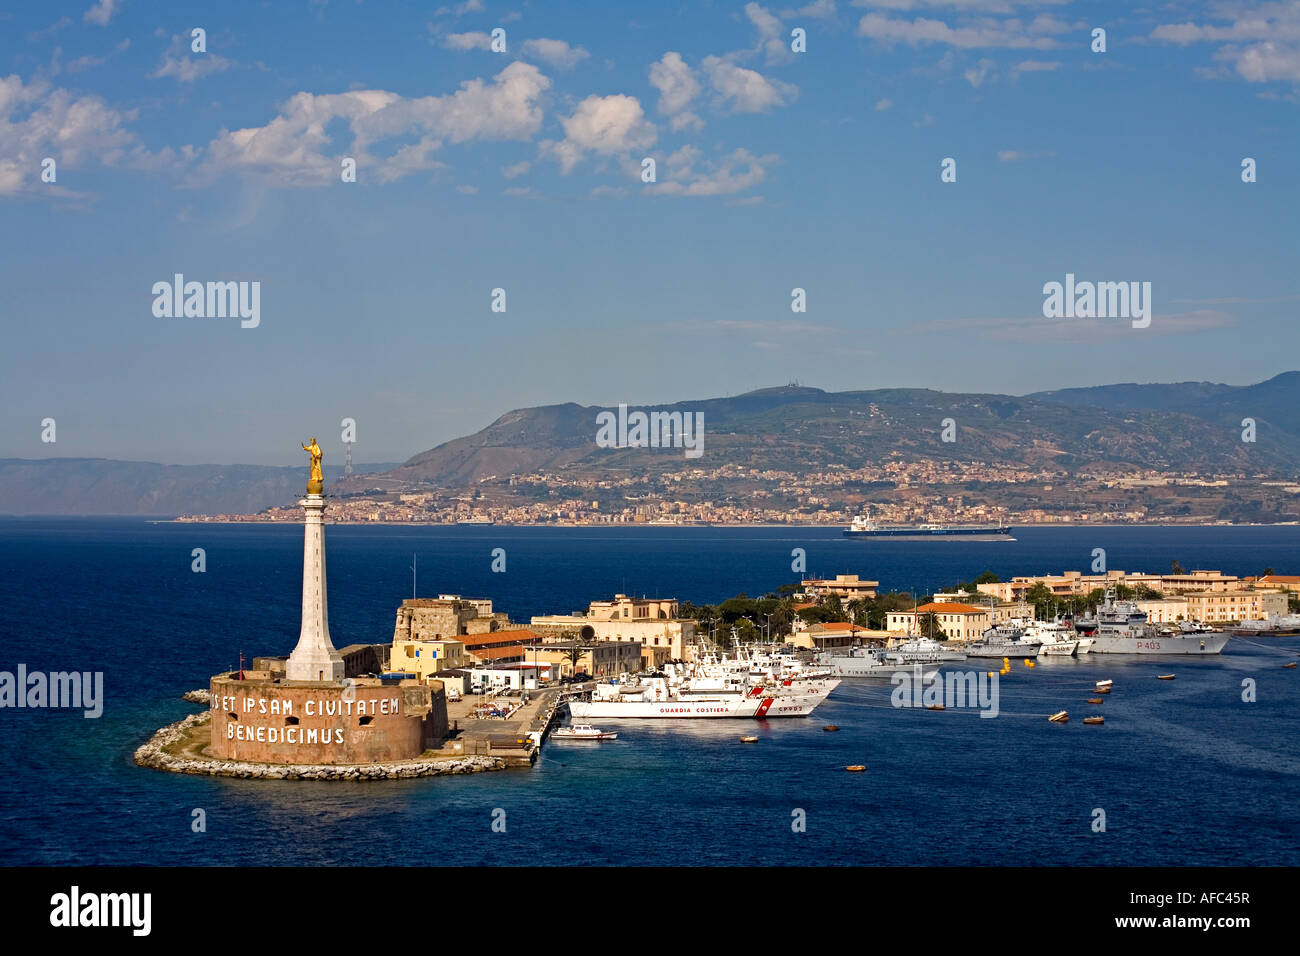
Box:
(1022, 619), (1083, 656)
(966, 622), (1042, 658)
(1075, 591), (1230, 654)
(844, 510), (1013, 540)
(891, 636), (967, 662)
(1228, 614), (1300, 637)
(815, 646), (941, 680)
(568, 665), (840, 719)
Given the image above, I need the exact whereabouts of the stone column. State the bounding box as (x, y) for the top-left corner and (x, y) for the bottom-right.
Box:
(286, 494), (345, 683)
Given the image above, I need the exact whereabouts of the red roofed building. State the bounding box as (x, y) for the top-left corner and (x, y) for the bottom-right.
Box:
(1255, 575), (1300, 592)
(790, 621), (894, 651)
(463, 629), (539, 665)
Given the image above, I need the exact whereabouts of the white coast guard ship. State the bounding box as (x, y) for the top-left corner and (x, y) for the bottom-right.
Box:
(567, 665), (839, 719)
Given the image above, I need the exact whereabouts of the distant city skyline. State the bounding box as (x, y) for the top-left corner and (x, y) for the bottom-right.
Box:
(3, 1), (1298, 464)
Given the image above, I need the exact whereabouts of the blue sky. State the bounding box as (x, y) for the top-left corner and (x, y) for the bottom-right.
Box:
(2, 0), (1298, 465)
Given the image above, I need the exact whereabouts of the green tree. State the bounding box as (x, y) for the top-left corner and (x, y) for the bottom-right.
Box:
(1023, 582), (1055, 618)
(846, 598), (870, 628)
(821, 594), (845, 620)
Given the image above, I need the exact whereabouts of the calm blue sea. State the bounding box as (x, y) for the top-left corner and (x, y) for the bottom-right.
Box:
(0, 519), (1298, 866)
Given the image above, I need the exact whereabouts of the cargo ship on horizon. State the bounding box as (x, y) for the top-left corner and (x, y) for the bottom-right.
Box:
(844, 510), (1014, 540)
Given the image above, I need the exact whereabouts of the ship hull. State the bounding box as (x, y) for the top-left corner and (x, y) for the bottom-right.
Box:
(844, 526), (1013, 540)
(822, 659), (940, 680)
(568, 686), (837, 719)
(966, 643), (1040, 658)
(1089, 634), (1230, 654)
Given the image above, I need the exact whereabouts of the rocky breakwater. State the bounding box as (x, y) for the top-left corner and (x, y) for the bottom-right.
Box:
(134, 710), (504, 780)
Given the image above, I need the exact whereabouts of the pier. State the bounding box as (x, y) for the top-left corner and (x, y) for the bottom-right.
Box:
(428, 683), (580, 767)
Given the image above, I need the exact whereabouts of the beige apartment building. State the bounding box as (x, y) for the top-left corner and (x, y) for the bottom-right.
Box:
(1185, 589), (1287, 623)
(587, 594), (679, 620)
(976, 569), (1244, 602)
(801, 574), (879, 601)
(522, 641), (644, 679)
(887, 602), (991, 642)
(532, 594), (697, 669)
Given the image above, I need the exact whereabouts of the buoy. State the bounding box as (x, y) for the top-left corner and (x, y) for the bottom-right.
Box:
(1157, 674), (1176, 681)
(1087, 697), (1104, 705)
(741, 736), (759, 743)
(845, 765), (867, 772)
(823, 725), (840, 732)
(1049, 710), (1069, 723)
(987, 672), (995, 678)
(1083, 716), (1104, 725)
(1025, 660), (1035, 668)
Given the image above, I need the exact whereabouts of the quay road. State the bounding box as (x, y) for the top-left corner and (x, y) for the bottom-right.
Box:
(430, 681), (593, 766)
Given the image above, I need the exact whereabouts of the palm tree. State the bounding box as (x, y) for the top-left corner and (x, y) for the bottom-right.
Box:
(846, 598), (869, 628)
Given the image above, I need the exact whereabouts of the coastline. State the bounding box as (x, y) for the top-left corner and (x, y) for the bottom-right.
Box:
(135, 704), (505, 782)
(154, 518), (1289, 529)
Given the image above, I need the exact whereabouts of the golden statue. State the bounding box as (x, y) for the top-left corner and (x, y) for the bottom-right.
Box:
(302, 437), (324, 494)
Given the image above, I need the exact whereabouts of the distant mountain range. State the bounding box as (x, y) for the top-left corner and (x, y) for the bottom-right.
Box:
(383, 373), (1300, 488)
(3, 373), (1298, 515)
(0, 461), (398, 516)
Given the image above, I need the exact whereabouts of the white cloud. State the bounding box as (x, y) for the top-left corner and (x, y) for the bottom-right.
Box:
(964, 57), (995, 86)
(434, 0), (486, 15)
(649, 52), (704, 130)
(456, 183), (478, 194)
(874, 97), (894, 110)
(702, 56), (798, 112)
(151, 34), (232, 83)
(501, 160), (530, 179)
(83, 0), (121, 27)
(1014, 59), (1060, 73)
(201, 62), (551, 186)
(746, 2), (794, 64)
(443, 31), (493, 51)
(1151, 4), (1300, 84)
(649, 146), (777, 197)
(857, 11), (1068, 49)
(781, 1), (837, 19)
(0, 74), (160, 198)
(541, 93), (656, 173)
(520, 38), (590, 70)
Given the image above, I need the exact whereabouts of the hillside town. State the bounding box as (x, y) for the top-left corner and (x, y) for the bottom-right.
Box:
(175, 459), (1300, 526)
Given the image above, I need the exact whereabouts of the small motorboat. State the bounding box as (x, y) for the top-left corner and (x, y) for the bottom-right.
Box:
(741, 736), (759, 743)
(1049, 710), (1069, 723)
(552, 722), (618, 741)
(926, 704), (946, 711)
(1094, 686), (1111, 694)
(1086, 697), (1104, 705)
(1083, 716), (1104, 725)
(1157, 674), (1176, 681)
(1095, 680), (1113, 689)
(845, 765), (867, 773)
(823, 725), (840, 732)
